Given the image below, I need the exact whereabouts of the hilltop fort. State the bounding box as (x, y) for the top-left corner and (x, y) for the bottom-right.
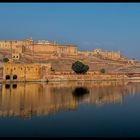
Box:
(0, 37), (131, 62)
(0, 38), (140, 82)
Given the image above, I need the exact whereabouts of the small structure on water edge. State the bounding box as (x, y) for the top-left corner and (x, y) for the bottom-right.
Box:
(2, 62), (52, 82)
(1, 61), (140, 82)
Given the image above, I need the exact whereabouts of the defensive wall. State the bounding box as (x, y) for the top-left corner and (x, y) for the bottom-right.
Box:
(0, 62), (131, 82)
(2, 62), (140, 83)
(2, 63), (51, 82)
(0, 38), (134, 63)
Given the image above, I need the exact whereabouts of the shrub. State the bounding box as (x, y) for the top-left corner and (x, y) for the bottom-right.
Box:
(100, 68), (105, 74)
(72, 61), (89, 74)
(3, 57), (9, 63)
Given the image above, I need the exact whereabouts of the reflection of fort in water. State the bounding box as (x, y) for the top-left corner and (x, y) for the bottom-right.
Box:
(0, 81), (140, 119)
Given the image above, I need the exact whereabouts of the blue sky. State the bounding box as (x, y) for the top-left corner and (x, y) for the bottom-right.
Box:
(0, 3), (140, 59)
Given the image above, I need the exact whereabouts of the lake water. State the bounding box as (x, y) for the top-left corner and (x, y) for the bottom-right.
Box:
(0, 81), (140, 137)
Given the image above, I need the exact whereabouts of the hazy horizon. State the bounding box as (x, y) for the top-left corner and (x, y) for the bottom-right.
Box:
(0, 3), (140, 60)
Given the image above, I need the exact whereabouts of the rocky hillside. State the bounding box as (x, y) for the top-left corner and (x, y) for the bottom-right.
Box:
(0, 51), (140, 74)
(19, 53), (140, 73)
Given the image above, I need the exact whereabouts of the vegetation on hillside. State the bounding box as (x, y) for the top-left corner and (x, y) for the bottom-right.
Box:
(72, 61), (89, 74)
(100, 68), (105, 74)
(3, 57), (9, 63)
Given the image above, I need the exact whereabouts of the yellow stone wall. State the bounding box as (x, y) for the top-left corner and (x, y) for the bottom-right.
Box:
(7, 41), (78, 57)
(2, 63), (51, 81)
(0, 39), (121, 60)
(91, 48), (121, 60)
(77, 49), (121, 60)
(100, 51), (120, 60)
(25, 44), (78, 56)
(58, 45), (78, 55)
(0, 40), (30, 53)
(12, 53), (20, 60)
(25, 44), (57, 54)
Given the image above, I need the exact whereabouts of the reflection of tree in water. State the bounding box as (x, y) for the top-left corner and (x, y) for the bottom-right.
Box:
(72, 87), (89, 101)
(1, 82), (140, 119)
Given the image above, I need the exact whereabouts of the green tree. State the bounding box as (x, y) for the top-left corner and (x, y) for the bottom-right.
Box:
(100, 68), (105, 74)
(72, 61), (89, 74)
(3, 57), (9, 63)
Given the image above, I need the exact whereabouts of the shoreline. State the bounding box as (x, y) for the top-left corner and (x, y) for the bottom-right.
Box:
(1, 77), (140, 84)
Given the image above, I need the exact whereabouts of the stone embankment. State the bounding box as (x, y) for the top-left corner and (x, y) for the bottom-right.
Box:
(0, 73), (129, 83)
(1, 75), (140, 83)
(44, 74), (131, 82)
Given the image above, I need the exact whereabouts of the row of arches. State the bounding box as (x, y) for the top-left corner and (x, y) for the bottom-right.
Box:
(5, 75), (17, 80)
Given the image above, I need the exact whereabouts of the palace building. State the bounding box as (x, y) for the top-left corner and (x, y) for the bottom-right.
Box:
(2, 63), (52, 82)
(0, 38), (122, 61)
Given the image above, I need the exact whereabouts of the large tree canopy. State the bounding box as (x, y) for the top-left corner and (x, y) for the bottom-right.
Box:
(71, 61), (89, 74)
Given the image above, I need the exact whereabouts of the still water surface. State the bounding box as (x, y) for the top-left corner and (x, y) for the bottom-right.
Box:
(0, 81), (140, 137)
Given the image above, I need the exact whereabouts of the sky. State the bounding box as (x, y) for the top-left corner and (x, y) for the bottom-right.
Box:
(0, 3), (140, 59)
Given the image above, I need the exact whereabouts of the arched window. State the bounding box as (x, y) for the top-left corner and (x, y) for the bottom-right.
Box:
(5, 75), (10, 80)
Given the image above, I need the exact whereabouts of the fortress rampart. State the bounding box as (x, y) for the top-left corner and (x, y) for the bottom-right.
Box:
(0, 38), (125, 61)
